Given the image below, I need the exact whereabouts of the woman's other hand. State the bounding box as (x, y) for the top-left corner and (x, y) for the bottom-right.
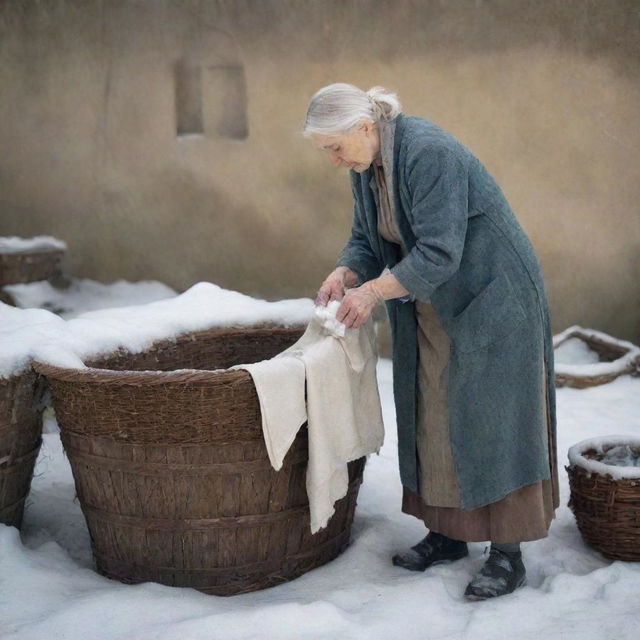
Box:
(315, 266), (359, 306)
(336, 281), (384, 329)
(335, 274), (410, 329)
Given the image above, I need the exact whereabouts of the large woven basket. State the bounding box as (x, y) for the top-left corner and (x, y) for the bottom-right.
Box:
(0, 246), (66, 286)
(0, 371), (47, 527)
(34, 324), (367, 595)
(566, 437), (640, 561)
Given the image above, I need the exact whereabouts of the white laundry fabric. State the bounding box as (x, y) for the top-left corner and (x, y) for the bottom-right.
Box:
(313, 300), (348, 337)
(232, 354), (307, 471)
(232, 302), (385, 533)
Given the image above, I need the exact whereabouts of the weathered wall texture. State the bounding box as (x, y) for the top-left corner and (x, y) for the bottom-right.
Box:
(1, 0), (639, 342)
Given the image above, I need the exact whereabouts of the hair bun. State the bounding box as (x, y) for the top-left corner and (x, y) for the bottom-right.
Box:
(366, 86), (399, 122)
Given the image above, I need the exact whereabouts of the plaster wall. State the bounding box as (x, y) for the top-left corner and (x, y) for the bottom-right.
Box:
(1, 0), (638, 343)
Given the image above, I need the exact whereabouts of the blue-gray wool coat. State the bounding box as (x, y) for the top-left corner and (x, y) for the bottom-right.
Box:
(336, 112), (557, 509)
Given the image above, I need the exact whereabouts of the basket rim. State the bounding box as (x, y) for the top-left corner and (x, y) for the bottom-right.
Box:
(31, 361), (245, 385)
(553, 325), (639, 353)
(567, 434), (640, 480)
(31, 322), (306, 385)
(0, 246), (66, 258)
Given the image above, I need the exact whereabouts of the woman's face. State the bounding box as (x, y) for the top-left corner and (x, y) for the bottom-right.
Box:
(312, 121), (380, 172)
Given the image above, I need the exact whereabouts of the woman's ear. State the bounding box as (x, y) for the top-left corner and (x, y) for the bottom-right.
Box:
(360, 120), (376, 137)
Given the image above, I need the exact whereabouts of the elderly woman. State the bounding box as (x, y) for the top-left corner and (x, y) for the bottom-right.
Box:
(303, 83), (559, 601)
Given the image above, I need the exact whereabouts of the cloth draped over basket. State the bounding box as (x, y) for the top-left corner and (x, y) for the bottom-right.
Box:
(232, 303), (385, 534)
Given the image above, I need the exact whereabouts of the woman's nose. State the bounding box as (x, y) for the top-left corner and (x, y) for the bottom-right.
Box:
(329, 154), (341, 167)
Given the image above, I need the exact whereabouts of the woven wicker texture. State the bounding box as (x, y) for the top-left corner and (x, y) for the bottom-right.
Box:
(35, 324), (368, 595)
(567, 452), (640, 561)
(0, 371), (46, 527)
(555, 330), (640, 388)
(0, 247), (65, 286)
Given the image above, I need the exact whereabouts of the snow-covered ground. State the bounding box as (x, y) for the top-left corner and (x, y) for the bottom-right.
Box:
(2, 278), (177, 319)
(1, 361), (639, 640)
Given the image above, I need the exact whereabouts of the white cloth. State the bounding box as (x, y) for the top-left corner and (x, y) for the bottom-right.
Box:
(233, 354), (307, 471)
(232, 302), (385, 533)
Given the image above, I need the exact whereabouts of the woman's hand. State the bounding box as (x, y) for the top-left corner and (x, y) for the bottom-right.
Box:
(336, 281), (384, 329)
(315, 267), (359, 306)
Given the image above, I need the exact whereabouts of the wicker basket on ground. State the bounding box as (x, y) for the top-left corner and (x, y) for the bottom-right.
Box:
(0, 370), (47, 527)
(34, 323), (367, 595)
(0, 245), (66, 287)
(554, 326), (640, 388)
(566, 436), (640, 561)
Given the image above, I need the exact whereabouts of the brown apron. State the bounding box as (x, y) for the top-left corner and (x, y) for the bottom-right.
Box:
(372, 153), (559, 542)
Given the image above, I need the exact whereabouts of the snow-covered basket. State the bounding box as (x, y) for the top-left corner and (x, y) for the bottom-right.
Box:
(566, 435), (640, 561)
(0, 305), (66, 528)
(31, 284), (366, 595)
(0, 236), (67, 287)
(553, 325), (640, 388)
(0, 371), (47, 527)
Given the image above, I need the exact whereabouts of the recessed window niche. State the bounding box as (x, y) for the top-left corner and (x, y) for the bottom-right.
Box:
(175, 59), (248, 140)
(203, 64), (248, 139)
(175, 59), (204, 136)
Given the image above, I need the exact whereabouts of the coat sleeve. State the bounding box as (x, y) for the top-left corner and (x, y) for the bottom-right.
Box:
(334, 178), (382, 285)
(389, 147), (469, 302)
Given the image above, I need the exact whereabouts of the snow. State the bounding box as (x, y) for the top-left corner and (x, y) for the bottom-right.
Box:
(568, 435), (640, 479)
(0, 282), (314, 377)
(602, 445), (640, 468)
(1, 363), (639, 639)
(0, 305), (69, 379)
(554, 336), (600, 365)
(553, 325), (640, 378)
(314, 300), (348, 337)
(2, 278), (177, 318)
(2, 285), (640, 637)
(0, 235), (67, 253)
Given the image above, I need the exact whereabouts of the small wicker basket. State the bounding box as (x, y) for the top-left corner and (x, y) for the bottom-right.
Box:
(566, 436), (640, 561)
(554, 326), (640, 388)
(0, 245), (66, 286)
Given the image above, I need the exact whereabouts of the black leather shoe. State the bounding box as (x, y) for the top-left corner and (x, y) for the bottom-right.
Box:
(392, 531), (469, 572)
(464, 547), (527, 600)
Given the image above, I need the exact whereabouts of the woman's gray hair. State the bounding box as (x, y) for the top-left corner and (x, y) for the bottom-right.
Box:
(302, 83), (402, 138)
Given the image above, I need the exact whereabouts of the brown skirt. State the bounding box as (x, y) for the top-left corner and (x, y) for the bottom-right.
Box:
(402, 301), (560, 543)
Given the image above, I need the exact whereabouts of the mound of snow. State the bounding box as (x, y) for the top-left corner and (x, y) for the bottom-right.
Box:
(1, 282), (314, 377)
(0, 282), (314, 374)
(568, 435), (640, 479)
(0, 235), (67, 253)
(0, 304), (69, 379)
